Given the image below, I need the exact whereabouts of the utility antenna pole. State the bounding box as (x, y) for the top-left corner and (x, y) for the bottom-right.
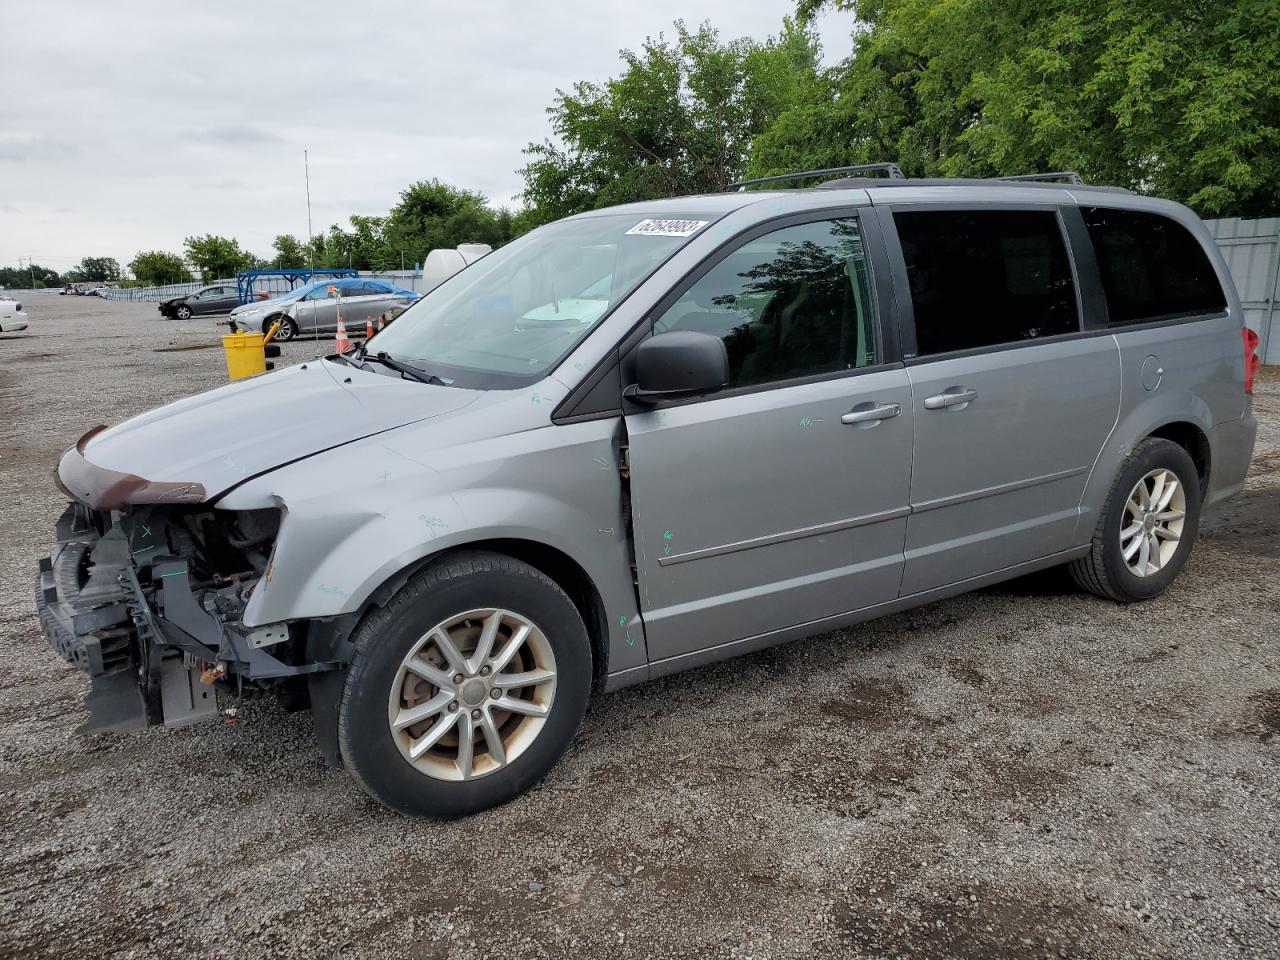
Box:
(304, 149), (314, 268)
(28, 257), (36, 288)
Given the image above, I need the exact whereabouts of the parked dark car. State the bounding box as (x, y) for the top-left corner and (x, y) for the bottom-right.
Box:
(158, 284), (265, 320)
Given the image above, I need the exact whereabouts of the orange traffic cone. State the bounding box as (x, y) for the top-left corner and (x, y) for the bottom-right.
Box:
(365, 318), (374, 339)
(335, 315), (350, 353)
(377, 313), (385, 331)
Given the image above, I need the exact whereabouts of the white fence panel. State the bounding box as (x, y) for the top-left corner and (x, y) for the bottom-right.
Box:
(1205, 217), (1280, 364)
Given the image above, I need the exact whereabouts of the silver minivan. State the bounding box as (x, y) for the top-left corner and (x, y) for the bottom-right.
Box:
(37, 169), (1259, 818)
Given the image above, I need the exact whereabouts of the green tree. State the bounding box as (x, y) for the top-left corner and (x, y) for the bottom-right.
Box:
(383, 179), (497, 262)
(128, 250), (191, 286)
(757, 0), (1280, 217)
(182, 235), (257, 282)
(520, 19), (821, 223)
(0, 263), (61, 288)
(74, 257), (122, 283)
(271, 235), (306, 269)
(303, 180), (521, 270)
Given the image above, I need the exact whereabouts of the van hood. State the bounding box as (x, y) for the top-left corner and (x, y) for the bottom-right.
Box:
(59, 360), (477, 508)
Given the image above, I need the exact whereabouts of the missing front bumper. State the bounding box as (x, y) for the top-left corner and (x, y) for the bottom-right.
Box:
(36, 502), (318, 734)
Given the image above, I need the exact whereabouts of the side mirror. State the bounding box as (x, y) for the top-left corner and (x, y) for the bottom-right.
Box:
(624, 330), (729, 404)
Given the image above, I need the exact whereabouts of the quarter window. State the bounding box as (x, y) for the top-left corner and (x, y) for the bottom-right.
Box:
(652, 218), (878, 389)
(1082, 208), (1226, 324)
(894, 209), (1079, 357)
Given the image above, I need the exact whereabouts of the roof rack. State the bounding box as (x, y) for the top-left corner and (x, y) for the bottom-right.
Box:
(994, 171), (1085, 184)
(727, 163), (906, 192)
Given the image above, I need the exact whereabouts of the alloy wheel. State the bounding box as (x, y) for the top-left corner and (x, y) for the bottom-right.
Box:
(387, 608), (557, 782)
(1120, 468), (1186, 578)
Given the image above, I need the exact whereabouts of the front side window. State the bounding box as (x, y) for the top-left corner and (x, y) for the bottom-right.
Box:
(370, 213), (708, 388)
(652, 218), (878, 389)
(895, 209), (1079, 357)
(1082, 208), (1226, 325)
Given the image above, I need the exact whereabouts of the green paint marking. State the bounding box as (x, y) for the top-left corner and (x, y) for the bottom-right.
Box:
(618, 615), (627, 626)
(624, 629), (636, 647)
(663, 530), (673, 541)
(159, 571), (184, 578)
(141, 525), (152, 538)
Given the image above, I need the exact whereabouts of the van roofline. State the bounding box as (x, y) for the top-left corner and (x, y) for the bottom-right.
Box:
(812, 177), (1134, 195)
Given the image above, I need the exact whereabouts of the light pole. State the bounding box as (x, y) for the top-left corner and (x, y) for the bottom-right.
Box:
(305, 149), (314, 269)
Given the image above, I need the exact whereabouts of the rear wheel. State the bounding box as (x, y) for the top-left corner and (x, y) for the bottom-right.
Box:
(1069, 438), (1201, 602)
(338, 552), (591, 818)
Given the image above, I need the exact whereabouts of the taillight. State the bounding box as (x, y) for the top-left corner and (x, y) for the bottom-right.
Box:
(1243, 327), (1260, 394)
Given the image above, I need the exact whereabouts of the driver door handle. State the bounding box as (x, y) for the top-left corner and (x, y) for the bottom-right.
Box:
(924, 387), (978, 410)
(841, 402), (901, 425)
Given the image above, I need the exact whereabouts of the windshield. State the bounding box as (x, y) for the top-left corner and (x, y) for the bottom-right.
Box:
(369, 213), (711, 388)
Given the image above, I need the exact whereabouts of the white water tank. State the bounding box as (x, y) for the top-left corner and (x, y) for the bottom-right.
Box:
(421, 244), (492, 293)
(456, 243), (492, 264)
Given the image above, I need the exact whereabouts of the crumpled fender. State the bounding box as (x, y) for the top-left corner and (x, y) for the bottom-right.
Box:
(217, 395), (648, 675)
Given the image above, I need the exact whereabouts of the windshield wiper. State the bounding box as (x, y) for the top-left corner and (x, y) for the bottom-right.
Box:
(366, 350), (448, 386)
(330, 351), (361, 368)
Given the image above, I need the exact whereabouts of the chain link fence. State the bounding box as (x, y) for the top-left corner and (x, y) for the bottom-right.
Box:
(92, 271), (429, 303)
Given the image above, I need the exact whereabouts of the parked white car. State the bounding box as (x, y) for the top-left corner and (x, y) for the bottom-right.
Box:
(0, 299), (29, 332)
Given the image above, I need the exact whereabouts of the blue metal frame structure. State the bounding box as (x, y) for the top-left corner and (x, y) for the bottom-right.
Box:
(236, 268), (358, 305)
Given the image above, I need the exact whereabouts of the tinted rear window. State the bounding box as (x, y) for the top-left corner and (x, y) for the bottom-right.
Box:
(895, 209), (1079, 356)
(1082, 208), (1226, 324)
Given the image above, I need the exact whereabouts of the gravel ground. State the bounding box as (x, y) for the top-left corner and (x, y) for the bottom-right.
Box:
(1, 296), (1278, 960)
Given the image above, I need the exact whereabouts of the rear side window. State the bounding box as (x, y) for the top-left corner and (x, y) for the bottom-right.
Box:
(652, 218), (878, 389)
(894, 209), (1079, 357)
(1082, 208), (1226, 324)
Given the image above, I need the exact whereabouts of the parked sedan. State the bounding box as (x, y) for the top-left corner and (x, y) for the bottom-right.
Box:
(228, 277), (418, 341)
(159, 284), (263, 320)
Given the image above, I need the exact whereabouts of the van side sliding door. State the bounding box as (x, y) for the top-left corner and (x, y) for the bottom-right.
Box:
(878, 204), (1122, 596)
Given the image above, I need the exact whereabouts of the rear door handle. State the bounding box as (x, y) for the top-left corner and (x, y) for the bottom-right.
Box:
(841, 402), (901, 425)
(924, 387), (978, 410)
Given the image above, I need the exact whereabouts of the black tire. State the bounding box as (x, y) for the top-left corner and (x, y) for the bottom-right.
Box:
(337, 551), (591, 818)
(1069, 438), (1201, 602)
(268, 316), (297, 342)
(174, 305), (192, 320)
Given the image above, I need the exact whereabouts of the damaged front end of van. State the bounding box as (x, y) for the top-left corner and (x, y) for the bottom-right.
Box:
(32, 351), (478, 746)
(36, 428), (326, 734)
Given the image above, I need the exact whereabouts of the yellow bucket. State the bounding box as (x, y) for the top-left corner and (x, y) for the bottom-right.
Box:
(221, 331), (267, 381)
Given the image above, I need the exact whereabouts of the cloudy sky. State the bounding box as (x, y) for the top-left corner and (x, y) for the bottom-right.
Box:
(2, 1), (854, 275)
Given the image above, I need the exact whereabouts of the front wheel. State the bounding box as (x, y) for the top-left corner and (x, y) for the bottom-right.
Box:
(268, 316), (298, 341)
(174, 305), (192, 320)
(1069, 438), (1201, 602)
(338, 552), (592, 818)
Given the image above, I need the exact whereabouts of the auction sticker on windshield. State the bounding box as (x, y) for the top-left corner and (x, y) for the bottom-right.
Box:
(625, 219), (708, 237)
